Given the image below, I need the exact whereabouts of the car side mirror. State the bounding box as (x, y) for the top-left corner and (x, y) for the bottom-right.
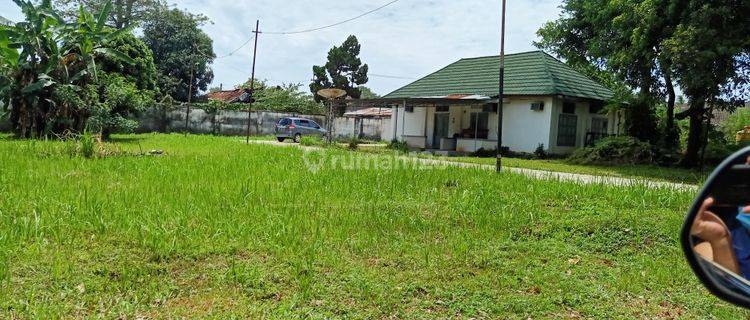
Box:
(682, 146), (750, 308)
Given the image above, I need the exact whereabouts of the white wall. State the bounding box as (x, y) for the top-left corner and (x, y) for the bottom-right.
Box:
(394, 106), (427, 137)
(393, 98), (553, 153)
(391, 97), (616, 154)
(501, 96), (554, 153)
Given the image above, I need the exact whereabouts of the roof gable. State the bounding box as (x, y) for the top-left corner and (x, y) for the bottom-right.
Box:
(384, 51), (613, 101)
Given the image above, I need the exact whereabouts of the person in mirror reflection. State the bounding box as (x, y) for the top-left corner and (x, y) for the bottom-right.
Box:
(691, 197), (746, 277)
(692, 156), (750, 278)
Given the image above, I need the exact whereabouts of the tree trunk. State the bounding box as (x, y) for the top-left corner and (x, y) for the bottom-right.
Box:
(114, 0), (124, 29)
(664, 69), (677, 145)
(699, 105), (713, 168)
(680, 100), (706, 167)
(124, 0), (135, 29)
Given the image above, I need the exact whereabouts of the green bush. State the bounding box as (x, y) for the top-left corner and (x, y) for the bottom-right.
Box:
(387, 140), (409, 153)
(79, 130), (97, 158)
(534, 144), (548, 160)
(568, 136), (654, 165)
(347, 137), (360, 150)
(472, 148), (498, 158)
(720, 108), (750, 143)
(300, 136), (326, 147)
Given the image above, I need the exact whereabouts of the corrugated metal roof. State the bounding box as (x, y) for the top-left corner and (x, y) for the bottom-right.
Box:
(384, 51), (613, 101)
(207, 89), (251, 103)
(343, 107), (393, 118)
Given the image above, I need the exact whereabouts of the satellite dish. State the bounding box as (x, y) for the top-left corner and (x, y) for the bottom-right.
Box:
(317, 88), (347, 100)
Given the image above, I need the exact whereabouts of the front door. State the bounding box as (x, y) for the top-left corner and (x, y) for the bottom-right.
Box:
(433, 113), (450, 149)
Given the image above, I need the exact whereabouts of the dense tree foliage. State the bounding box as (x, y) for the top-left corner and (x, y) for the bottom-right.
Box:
(141, 7), (214, 102)
(358, 86), (380, 99)
(238, 79), (324, 114)
(91, 32), (158, 138)
(537, 0), (750, 166)
(54, 0), (163, 29)
(666, 1), (750, 165)
(310, 35), (369, 102)
(0, 0), (136, 138)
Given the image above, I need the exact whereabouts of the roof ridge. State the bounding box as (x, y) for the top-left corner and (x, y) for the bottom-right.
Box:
(458, 50), (544, 61)
(540, 53), (558, 95)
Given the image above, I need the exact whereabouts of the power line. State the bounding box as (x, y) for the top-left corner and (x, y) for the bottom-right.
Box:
(216, 34), (257, 59)
(262, 0), (402, 35)
(198, 34), (256, 60)
(370, 73), (415, 80)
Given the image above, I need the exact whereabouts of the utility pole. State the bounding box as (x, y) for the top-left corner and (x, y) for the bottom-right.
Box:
(246, 20), (260, 144)
(496, 0), (507, 172)
(185, 43), (196, 135)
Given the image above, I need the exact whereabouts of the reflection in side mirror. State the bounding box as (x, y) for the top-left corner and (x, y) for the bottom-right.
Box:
(683, 149), (750, 308)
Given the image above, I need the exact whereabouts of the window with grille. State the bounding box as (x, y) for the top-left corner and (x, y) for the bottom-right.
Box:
(469, 112), (490, 139)
(591, 117), (609, 134)
(557, 114), (578, 147)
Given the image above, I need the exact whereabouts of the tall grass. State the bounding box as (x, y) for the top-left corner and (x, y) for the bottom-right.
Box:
(0, 134), (741, 318)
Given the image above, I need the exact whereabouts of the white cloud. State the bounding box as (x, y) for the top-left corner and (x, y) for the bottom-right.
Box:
(0, 0), (564, 96)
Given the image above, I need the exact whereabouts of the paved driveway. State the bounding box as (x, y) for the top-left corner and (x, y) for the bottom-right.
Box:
(248, 140), (699, 191)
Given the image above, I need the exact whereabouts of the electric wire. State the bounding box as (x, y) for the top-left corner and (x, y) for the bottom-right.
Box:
(261, 0), (401, 35)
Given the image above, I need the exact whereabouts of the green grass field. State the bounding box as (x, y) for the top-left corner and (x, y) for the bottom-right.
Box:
(0, 134), (742, 318)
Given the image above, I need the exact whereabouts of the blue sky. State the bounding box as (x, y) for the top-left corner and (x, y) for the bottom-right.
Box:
(0, 0), (563, 96)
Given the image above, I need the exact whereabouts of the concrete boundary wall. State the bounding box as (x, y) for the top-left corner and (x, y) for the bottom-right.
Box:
(137, 107), (391, 141)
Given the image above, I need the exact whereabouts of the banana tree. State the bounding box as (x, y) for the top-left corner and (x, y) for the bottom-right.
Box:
(0, 0), (134, 138)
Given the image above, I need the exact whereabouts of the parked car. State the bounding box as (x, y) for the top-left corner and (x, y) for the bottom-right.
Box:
(275, 117), (327, 143)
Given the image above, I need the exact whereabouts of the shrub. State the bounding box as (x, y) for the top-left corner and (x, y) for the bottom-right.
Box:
(703, 128), (742, 164)
(568, 136), (654, 165)
(79, 130), (97, 158)
(347, 137), (360, 150)
(720, 108), (750, 143)
(472, 148), (497, 158)
(534, 144), (548, 159)
(387, 140), (409, 153)
(300, 136), (326, 147)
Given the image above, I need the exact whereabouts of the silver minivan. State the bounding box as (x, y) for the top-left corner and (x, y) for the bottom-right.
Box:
(274, 117), (327, 143)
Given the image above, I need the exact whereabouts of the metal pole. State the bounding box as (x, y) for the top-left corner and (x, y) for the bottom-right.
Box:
(474, 111), (479, 152)
(496, 0), (506, 172)
(326, 99), (334, 143)
(246, 20), (260, 144)
(185, 59), (194, 135)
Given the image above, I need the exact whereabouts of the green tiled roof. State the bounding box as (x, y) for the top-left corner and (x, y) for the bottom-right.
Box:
(384, 51), (613, 101)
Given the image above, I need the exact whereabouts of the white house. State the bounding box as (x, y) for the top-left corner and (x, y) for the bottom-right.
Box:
(374, 51), (622, 155)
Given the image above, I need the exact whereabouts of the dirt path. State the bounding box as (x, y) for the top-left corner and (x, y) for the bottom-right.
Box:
(248, 140), (699, 191)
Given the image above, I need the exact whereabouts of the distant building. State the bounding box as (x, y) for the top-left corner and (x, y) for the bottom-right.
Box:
(206, 88), (253, 104)
(678, 102), (750, 125)
(0, 16), (12, 26)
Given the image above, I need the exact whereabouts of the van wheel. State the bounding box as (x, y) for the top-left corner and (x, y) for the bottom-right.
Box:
(277, 137), (285, 143)
(293, 134), (302, 143)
